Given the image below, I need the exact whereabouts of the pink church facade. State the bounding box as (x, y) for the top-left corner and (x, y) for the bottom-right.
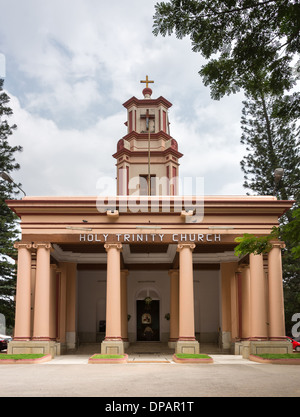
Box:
(7, 79), (293, 358)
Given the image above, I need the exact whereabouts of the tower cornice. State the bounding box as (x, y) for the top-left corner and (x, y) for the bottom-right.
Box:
(112, 147), (183, 160)
(122, 130), (175, 142)
(123, 95), (172, 109)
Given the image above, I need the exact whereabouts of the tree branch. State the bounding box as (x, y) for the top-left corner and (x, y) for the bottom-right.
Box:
(205, 0), (278, 16)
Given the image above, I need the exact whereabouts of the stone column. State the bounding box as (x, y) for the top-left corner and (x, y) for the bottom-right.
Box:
(168, 269), (179, 347)
(13, 243), (32, 341)
(176, 243), (199, 354)
(32, 243), (52, 340)
(220, 263), (232, 349)
(268, 242), (286, 339)
(240, 265), (251, 339)
(30, 255), (37, 339)
(242, 250), (292, 358)
(49, 264), (57, 340)
(230, 270), (239, 340)
(65, 263), (77, 350)
(121, 269), (129, 347)
(249, 253), (268, 339)
(101, 243), (124, 354)
(57, 264), (67, 346)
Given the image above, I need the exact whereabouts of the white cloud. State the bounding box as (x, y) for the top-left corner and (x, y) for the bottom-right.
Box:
(0, 0), (247, 197)
(9, 94), (125, 196)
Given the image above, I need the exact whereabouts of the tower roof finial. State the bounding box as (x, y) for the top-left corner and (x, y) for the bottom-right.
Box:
(140, 75), (154, 98)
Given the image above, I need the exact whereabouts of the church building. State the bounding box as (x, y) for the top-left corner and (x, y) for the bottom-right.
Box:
(7, 77), (293, 358)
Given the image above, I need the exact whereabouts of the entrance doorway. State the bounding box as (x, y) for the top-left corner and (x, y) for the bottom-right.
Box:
(136, 299), (160, 341)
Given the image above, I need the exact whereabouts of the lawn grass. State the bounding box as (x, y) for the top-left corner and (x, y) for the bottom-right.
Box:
(0, 354), (45, 360)
(255, 353), (300, 359)
(175, 353), (211, 359)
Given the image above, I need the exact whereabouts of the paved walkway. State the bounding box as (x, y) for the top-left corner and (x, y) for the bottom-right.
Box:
(126, 341), (175, 363)
(45, 342), (256, 365)
(44, 353), (257, 365)
(2, 343), (300, 397)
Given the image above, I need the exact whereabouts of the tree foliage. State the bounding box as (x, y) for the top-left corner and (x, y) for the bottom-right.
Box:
(234, 228), (279, 256)
(153, 1), (300, 334)
(153, 0), (300, 101)
(236, 88), (300, 333)
(234, 211), (300, 259)
(240, 91), (300, 206)
(234, 206), (300, 334)
(236, 88), (300, 332)
(0, 79), (22, 333)
(282, 208), (300, 258)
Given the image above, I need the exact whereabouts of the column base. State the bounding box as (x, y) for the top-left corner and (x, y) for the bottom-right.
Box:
(66, 331), (76, 350)
(221, 331), (232, 350)
(175, 340), (200, 354)
(168, 340), (178, 349)
(241, 340), (293, 359)
(7, 340), (60, 358)
(101, 339), (125, 355)
(12, 337), (31, 341)
(122, 340), (130, 349)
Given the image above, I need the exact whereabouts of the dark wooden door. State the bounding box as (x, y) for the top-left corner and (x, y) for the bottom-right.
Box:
(136, 300), (160, 341)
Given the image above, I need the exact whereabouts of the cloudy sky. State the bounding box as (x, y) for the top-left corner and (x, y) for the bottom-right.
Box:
(0, 0), (247, 198)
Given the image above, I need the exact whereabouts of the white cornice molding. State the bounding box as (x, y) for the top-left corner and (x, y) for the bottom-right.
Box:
(52, 244), (238, 264)
(193, 251), (238, 263)
(122, 244), (177, 264)
(52, 244), (107, 264)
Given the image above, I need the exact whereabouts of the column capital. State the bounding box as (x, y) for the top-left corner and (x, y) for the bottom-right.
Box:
(14, 242), (32, 250)
(177, 243), (195, 252)
(270, 241), (285, 249)
(104, 243), (122, 252)
(33, 243), (52, 250)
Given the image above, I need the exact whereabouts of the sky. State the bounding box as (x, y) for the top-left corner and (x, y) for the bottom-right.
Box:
(0, 0), (247, 198)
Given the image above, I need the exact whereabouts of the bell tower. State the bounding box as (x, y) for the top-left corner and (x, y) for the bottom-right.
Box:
(113, 76), (183, 196)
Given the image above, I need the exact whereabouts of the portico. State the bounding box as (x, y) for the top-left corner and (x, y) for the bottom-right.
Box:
(7, 194), (293, 357)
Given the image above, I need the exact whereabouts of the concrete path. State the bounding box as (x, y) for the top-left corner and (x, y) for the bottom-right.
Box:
(1, 343), (300, 397)
(1, 354), (300, 398)
(59, 341), (239, 364)
(43, 353), (256, 365)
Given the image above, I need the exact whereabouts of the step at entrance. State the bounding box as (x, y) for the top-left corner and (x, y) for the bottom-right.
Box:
(127, 353), (171, 363)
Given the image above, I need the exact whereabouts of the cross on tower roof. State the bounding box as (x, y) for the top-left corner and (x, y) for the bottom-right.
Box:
(140, 75), (154, 88)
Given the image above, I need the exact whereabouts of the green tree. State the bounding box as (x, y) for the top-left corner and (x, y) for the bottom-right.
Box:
(240, 91), (300, 207)
(0, 79), (22, 334)
(238, 89), (300, 334)
(153, 0), (300, 102)
(281, 207), (300, 333)
(154, 0), (300, 335)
